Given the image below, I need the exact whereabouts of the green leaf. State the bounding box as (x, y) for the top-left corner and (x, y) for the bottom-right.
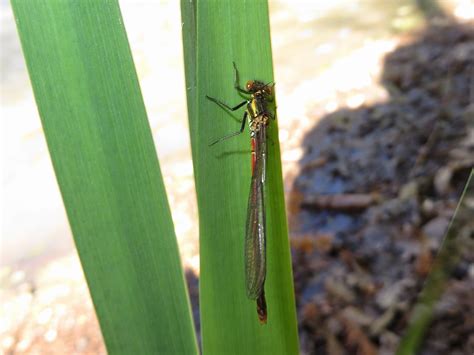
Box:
(181, 0), (198, 163)
(182, 0), (299, 353)
(11, 1), (198, 354)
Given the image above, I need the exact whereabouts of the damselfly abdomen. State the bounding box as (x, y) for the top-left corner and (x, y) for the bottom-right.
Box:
(207, 63), (274, 323)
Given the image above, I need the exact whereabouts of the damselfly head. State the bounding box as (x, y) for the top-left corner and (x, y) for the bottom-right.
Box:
(246, 80), (274, 98)
(245, 80), (259, 92)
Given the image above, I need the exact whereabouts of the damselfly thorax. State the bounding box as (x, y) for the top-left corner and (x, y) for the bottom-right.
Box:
(248, 101), (270, 134)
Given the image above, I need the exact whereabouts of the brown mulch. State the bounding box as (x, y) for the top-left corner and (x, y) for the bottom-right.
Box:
(291, 21), (473, 355)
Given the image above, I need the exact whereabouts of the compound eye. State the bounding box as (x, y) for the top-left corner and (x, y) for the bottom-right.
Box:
(246, 80), (254, 91)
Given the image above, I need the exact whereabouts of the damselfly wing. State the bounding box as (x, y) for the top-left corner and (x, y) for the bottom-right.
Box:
(245, 124), (267, 323)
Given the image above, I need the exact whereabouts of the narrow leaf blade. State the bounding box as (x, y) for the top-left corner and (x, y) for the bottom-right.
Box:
(182, 0), (299, 353)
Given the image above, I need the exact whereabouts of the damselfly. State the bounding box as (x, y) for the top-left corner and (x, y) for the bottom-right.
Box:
(207, 62), (275, 324)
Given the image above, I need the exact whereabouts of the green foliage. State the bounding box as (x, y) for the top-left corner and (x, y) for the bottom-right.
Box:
(11, 1), (198, 354)
(182, 1), (299, 354)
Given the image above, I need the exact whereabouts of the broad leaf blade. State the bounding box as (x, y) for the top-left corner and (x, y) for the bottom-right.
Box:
(11, 1), (198, 353)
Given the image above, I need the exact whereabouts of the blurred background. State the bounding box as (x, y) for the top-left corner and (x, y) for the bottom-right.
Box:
(1, 0), (473, 354)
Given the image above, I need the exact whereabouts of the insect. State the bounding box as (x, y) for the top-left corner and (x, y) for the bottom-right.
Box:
(207, 62), (275, 323)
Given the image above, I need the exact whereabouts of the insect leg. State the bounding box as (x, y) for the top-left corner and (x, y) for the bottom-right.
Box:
(206, 96), (247, 112)
(209, 111), (248, 146)
(233, 62), (251, 95)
